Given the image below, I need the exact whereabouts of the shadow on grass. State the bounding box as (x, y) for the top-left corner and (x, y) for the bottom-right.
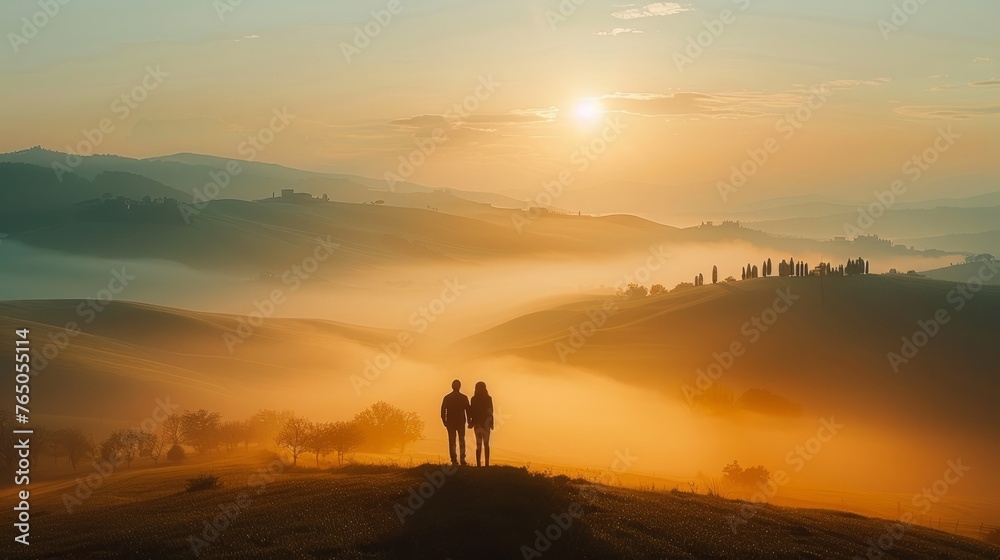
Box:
(374, 464), (606, 560)
(185, 473), (223, 492)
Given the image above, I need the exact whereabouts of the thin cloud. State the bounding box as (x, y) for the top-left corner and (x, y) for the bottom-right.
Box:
(894, 104), (1000, 120)
(465, 111), (558, 125)
(389, 115), (449, 128)
(595, 28), (645, 36)
(969, 79), (1000, 87)
(823, 79), (888, 87)
(598, 79), (883, 120)
(389, 108), (558, 130)
(598, 92), (767, 119)
(612, 2), (691, 20)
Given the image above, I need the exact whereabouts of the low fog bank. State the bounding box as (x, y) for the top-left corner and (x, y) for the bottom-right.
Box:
(6, 239), (996, 523)
(355, 355), (999, 500)
(53, 344), (992, 513)
(0, 240), (960, 339)
(20, 326), (998, 525)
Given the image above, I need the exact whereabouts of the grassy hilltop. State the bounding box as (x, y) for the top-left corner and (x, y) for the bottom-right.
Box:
(1, 452), (997, 560)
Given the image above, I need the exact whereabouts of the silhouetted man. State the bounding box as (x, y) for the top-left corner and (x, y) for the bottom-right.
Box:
(441, 379), (470, 466)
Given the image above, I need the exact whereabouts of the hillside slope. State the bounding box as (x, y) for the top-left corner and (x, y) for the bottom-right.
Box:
(1, 454), (995, 559)
(0, 300), (403, 423)
(0, 147), (529, 212)
(748, 206), (1000, 240)
(453, 275), (1000, 464)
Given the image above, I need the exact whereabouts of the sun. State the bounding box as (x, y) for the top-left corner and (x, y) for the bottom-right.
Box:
(574, 98), (604, 123)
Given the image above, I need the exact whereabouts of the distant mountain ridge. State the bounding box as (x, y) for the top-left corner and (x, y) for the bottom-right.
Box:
(0, 146), (531, 211)
(2, 147), (996, 257)
(0, 162), (187, 211)
(4, 146), (998, 234)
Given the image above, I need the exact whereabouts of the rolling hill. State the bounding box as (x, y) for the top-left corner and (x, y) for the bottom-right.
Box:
(903, 230), (1000, 257)
(6, 146), (999, 259)
(0, 300), (404, 425)
(746, 206), (1000, 242)
(0, 147), (529, 212)
(0, 162), (188, 211)
(451, 274), (1000, 500)
(0, 170), (963, 277)
(0, 453), (995, 559)
(922, 261), (1000, 285)
(4, 274), (998, 500)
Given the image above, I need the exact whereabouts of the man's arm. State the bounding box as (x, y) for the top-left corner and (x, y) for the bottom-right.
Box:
(441, 396), (448, 425)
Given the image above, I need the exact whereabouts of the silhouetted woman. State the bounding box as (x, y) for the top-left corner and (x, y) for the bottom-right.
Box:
(468, 381), (494, 467)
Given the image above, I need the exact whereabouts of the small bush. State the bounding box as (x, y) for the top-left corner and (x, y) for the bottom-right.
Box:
(705, 478), (729, 499)
(186, 473), (222, 492)
(166, 444), (186, 462)
(723, 460), (770, 488)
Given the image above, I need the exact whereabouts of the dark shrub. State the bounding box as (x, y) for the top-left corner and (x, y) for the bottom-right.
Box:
(186, 473), (222, 492)
(723, 460), (771, 487)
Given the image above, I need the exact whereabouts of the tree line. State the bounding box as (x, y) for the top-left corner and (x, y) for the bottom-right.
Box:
(0, 401), (425, 478)
(615, 256), (875, 301)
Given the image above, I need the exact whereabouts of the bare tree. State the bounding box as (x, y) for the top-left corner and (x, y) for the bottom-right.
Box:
(304, 422), (334, 467)
(236, 420), (253, 452)
(101, 429), (143, 468)
(399, 412), (424, 453)
(355, 402), (423, 453)
(180, 410), (222, 454)
(162, 414), (184, 446)
(275, 415), (310, 466)
(218, 420), (245, 454)
(142, 433), (167, 464)
(329, 420), (365, 466)
(248, 409), (294, 450)
(34, 426), (56, 465)
(56, 429), (93, 472)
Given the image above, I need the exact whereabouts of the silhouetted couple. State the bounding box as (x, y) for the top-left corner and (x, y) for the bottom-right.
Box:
(440, 379), (494, 467)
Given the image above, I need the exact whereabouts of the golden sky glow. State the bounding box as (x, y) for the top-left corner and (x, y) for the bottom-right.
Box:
(2, 0), (999, 205)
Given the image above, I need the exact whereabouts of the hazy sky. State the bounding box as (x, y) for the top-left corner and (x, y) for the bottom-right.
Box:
(2, 0), (998, 204)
